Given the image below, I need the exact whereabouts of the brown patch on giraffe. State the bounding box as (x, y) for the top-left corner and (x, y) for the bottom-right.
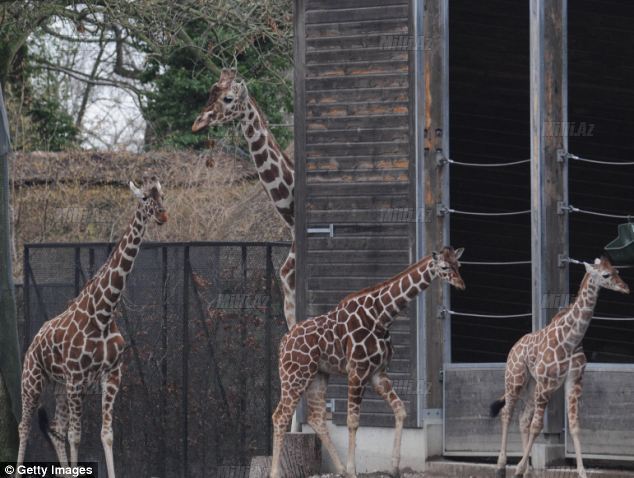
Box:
(252, 134), (266, 151)
(253, 151), (268, 168)
(277, 183), (290, 199)
(261, 164), (279, 183)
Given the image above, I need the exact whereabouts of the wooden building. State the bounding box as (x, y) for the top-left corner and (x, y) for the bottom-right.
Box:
(294, 0), (634, 472)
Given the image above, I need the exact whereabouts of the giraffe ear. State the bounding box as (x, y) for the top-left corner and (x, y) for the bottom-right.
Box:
(129, 181), (143, 199)
(454, 247), (464, 260)
(432, 251), (439, 261)
(594, 258), (601, 265)
(584, 261), (595, 273)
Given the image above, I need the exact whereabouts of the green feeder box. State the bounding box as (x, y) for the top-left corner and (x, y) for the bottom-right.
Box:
(605, 221), (634, 265)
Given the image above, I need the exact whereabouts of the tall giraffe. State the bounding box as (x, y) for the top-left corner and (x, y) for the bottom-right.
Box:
(17, 175), (167, 478)
(491, 256), (629, 478)
(192, 68), (296, 329)
(271, 247), (465, 478)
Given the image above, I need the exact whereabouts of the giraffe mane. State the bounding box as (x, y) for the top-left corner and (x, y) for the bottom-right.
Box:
(340, 256), (433, 304)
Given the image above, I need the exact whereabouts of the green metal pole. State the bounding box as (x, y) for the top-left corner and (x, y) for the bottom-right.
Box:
(0, 84), (21, 461)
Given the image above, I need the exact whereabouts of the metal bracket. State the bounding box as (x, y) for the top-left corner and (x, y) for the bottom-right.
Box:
(557, 201), (571, 215)
(307, 224), (334, 237)
(422, 408), (442, 419)
(437, 307), (448, 320)
(438, 370), (444, 383)
(436, 203), (449, 217)
(325, 398), (335, 413)
(557, 149), (568, 163)
(435, 149), (448, 167)
(558, 254), (569, 268)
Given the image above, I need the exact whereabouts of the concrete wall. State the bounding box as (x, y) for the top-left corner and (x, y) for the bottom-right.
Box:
(307, 418), (443, 473)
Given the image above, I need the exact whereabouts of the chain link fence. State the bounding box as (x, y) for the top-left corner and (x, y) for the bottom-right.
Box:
(21, 241), (291, 478)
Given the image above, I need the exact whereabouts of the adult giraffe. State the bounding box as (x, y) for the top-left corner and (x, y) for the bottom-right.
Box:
(17, 175), (167, 478)
(272, 247), (465, 478)
(491, 256), (629, 478)
(192, 69), (296, 329)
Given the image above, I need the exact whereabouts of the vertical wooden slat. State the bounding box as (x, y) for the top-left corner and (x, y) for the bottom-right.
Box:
(294, 0), (307, 329)
(530, 0), (568, 437)
(422, 0), (450, 411)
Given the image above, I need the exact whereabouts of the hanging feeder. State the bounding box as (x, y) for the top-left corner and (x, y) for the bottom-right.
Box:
(604, 221), (634, 265)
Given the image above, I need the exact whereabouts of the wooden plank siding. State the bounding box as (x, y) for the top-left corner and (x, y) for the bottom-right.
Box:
(295, 0), (418, 427)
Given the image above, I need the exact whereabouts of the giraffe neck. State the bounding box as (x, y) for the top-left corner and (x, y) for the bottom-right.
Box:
(240, 97), (295, 229)
(84, 205), (148, 329)
(559, 273), (600, 349)
(369, 257), (436, 327)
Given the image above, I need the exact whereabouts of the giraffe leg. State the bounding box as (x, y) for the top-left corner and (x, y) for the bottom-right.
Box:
(305, 372), (345, 474)
(17, 357), (45, 469)
(279, 242), (296, 330)
(101, 366), (122, 478)
(518, 379), (535, 452)
(346, 375), (366, 478)
(514, 382), (555, 478)
(65, 382), (85, 468)
(48, 391), (70, 467)
(271, 385), (304, 478)
(371, 372), (406, 478)
(567, 352), (587, 478)
(496, 360), (528, 478)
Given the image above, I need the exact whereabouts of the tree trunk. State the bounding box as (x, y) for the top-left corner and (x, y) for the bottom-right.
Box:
(0, 85), (22, 461)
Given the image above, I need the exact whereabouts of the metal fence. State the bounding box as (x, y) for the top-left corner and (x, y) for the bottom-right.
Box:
(21, 241), (291, 478)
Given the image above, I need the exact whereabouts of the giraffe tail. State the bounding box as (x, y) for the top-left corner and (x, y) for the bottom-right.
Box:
(37, 407), (54, 447)
(490, 396), (506, 418)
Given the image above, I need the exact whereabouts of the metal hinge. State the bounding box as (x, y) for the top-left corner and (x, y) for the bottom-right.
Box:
(307, 224), (334, 237)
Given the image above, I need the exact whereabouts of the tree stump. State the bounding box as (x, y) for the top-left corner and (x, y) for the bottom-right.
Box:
(249, 432), (321, 478)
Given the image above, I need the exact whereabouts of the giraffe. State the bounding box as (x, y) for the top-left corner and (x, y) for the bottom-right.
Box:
(16, 175), (167, 478)
(191, 68), (297, 330)
(270, 246), (466, 478)
(490, 256), (629, 478)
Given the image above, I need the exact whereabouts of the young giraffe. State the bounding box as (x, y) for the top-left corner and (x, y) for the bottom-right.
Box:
(491, 256), (629, 478)
(271, 247), (466, 478)
(17, 175), (167, 478)
(192, 68), (296, 329)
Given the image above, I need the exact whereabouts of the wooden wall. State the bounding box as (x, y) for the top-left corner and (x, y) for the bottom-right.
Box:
(294, 0), (418, 427)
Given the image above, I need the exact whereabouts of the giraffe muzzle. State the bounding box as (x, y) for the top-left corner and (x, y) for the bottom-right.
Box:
(192, 115), (209, 133)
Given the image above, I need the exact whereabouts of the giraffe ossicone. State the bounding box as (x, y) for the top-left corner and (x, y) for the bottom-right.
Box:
(270, 246), (465, 478)
(192, 68), (297, 330)
(491, 255), (629, 478)
(16, 175), (167, 478)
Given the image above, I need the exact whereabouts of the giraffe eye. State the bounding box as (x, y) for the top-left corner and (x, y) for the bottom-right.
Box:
(441, 265), (449, 270)
(602, 272), (610, 278)
(223, 96), (234, 104)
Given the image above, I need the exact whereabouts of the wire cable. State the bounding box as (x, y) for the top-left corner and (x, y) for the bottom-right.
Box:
(460, 260), (531, 265)
(565, 205), (632, 220)
(447, 158), (530, 167)
(568, 153), (634, 166)
(446, 309), (532, 319)
(446, 208), (531, 217)
(592, 315), (634, 321)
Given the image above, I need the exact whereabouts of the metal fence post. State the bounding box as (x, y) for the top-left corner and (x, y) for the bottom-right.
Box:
(265, 245), (273, 455)
(182, 245), (190, 478)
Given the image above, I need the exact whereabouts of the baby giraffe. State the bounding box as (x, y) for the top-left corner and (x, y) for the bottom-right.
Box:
(271, 247), (465, 478)
(491, 256), (629, 478)
(17, 175), (167, 478)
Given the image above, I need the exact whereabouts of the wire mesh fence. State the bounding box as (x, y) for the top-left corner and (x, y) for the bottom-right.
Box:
(21, 241), (291, 478)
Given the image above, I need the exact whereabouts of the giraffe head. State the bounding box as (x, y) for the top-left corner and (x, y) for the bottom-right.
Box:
(432, 246), (465, 290)
(192, 69), (249, 132)
(584, 256), (629, 294)
(129, 174), (168, 225)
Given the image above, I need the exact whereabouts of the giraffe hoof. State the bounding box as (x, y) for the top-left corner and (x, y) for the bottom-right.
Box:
(495, 468), (506, 478)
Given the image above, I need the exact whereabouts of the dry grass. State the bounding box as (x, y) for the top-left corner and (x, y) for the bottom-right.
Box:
(10, 149), (291, 280)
